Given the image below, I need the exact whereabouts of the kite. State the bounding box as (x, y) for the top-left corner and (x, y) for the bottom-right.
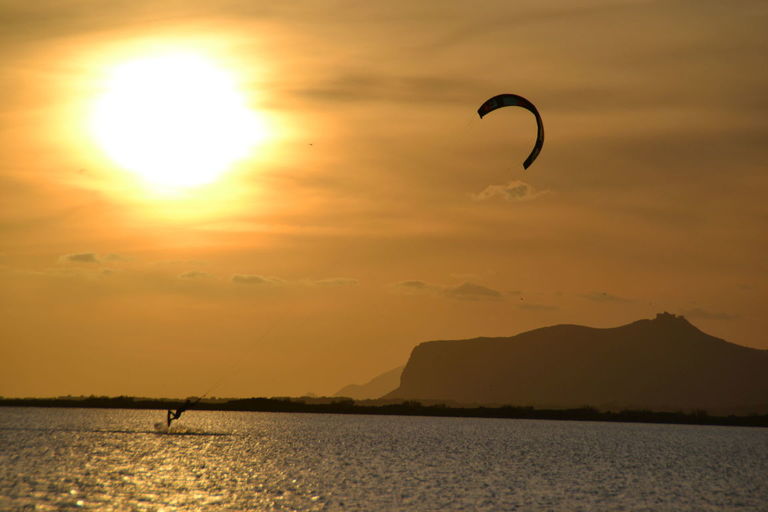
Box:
(477, 94), (544, 169)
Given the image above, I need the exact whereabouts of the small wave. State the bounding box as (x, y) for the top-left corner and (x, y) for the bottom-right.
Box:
(0, 425), (230, 436)
(152, 422), (230, 436)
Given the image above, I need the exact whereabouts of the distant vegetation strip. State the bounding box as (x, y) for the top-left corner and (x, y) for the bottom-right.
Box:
(2, 396), (767, 428)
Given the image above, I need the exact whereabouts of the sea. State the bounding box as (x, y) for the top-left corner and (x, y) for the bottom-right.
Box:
(1, 407), (766, 511)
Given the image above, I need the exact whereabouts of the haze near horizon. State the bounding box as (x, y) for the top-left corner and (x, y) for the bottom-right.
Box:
(1, 0), (766, 399)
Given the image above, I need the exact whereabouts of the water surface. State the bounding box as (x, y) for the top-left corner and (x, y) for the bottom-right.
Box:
(1, 407), (766, 511)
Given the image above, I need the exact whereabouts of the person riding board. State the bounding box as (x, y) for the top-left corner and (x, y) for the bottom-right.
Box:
(166, 398), (193, 427)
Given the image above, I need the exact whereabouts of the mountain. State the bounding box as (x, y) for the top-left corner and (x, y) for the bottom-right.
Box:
(334, 366), (403, 400)
(385, 313), (768, 413)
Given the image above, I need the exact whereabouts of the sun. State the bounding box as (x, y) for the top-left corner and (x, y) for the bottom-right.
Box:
(89, 52), (267, 189)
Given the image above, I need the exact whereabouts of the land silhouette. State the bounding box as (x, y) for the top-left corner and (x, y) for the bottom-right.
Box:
(3, 394), (767, 428)
(4, 313), (767, 427)
(334, 366), (403, 399)
(385, 313), (768, 415)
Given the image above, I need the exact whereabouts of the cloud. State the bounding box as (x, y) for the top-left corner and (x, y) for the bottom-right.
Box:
(419, 2), (633, 51)
(102, 253), (129, 262)
(681, 308), (737, 321)
(472, 180), (545, 202)
(60, 252), (99, 263)
(517, 302), (558, 311)
(178, 271), (212, 280)
(392, 280), (503, 301)
(579, 291), (633, 303)
(231, 274), (358, 288)
(391, 280), (442, 298)
(58, 252), (129, 265)
(311, 278), (359, 287)
(232, 274), (285, 286)
(442, 282), (503, 301)
(293, 71), (477, 105)
(394, 280), (433, 291)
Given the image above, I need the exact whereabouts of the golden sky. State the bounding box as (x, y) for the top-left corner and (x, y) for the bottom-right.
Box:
(1, 0), (767, 398)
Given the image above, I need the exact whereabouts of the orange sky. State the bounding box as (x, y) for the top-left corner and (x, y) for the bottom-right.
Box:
(1, 0), (767, 398)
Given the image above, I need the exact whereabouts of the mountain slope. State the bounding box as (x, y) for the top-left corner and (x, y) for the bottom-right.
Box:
(334, 366), (403, 399)
(385, 313), (768, 413)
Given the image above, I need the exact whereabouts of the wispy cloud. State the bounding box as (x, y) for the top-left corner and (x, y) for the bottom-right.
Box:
(58, 252), (129, 264)
(231, 273), (358, 288)
(517, 302), (558, 311)
(579, 291), (633, 303)
(231, 274), (285, 286)
(178, 271), (212, 280)
(102, 253), (129, 262)
(472, 180), (545, 202)
(392, 280), (503, 301)
(393, 280), (434, 292)
(443, 282), (503, 301)
(311, 277), (358, 287)
(293, 71), (477, 105)
(59, 252), (99, 263)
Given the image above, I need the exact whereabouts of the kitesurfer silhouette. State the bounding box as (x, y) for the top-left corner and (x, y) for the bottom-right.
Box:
(166, 398), (192, 427)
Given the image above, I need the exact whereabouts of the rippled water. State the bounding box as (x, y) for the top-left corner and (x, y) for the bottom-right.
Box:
(1, 407), (767, 511)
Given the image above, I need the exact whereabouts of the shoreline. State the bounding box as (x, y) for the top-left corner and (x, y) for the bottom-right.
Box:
(2, 397), (767, 428)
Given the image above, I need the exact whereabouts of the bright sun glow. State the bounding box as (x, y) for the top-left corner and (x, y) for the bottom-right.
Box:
(89, 52), (267, 189)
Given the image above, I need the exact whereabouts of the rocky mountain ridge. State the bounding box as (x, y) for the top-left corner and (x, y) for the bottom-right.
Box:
(384, 313), (768, 413)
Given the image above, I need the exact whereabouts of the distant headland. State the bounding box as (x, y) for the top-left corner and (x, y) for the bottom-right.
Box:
(384, 313), (768, 415)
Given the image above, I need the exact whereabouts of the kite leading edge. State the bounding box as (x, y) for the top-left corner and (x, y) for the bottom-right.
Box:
(477, 93), (544, 170)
